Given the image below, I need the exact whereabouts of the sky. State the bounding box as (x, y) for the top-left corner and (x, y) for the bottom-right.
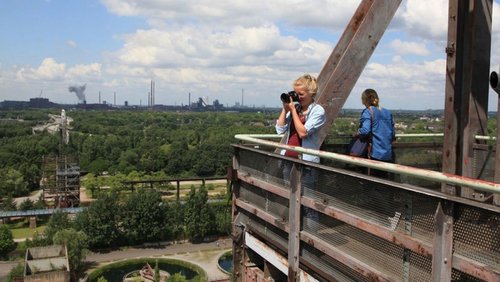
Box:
(1, 0), (500, 110)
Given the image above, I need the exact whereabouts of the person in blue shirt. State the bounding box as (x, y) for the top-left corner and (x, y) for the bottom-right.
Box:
(356, 89), (399, 227)
(356, 88), (395, 177)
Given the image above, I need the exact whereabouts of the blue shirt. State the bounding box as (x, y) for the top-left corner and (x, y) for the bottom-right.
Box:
(276, 102), (326, 163)
(358, 106), (395, 161)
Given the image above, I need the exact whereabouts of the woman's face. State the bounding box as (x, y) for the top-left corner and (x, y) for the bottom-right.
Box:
(294, 85), (313, 107)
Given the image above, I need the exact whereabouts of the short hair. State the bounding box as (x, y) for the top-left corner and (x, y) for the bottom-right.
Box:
(361, 88), (379, 106)
(293, 74), (318, 97)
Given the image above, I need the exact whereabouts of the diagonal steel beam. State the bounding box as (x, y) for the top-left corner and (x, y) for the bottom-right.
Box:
(315, 0), (402, 145)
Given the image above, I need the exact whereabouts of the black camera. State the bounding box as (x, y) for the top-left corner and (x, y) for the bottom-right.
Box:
(280, 91), (299, 103)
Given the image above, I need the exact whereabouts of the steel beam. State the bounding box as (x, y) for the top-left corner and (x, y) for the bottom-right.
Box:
(245, 232), (319, 282)
(442, 0), (493, 198)
(315, 0), (402, 145)
(495, 90), (500, 205)
(288, 164), (301, 281)
(431, 201), (454, 282)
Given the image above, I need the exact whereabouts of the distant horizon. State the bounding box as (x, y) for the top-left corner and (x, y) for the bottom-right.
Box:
(1, 1), (499, 111)
(0, 96), (460, 112)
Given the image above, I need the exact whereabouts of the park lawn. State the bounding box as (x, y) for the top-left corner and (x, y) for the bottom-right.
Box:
(10, 226), (45, 239)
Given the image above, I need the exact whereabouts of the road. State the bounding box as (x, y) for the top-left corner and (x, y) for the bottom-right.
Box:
(13, 190), (42, 206)
(0, 238), (232, 281)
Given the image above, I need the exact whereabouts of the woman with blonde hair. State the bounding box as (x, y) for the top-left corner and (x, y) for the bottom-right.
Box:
(276, 74), (325, 162)
(276, 74), (326, 228)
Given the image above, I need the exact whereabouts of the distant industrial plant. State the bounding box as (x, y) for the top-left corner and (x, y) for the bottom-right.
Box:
(0, 81), (273, 112)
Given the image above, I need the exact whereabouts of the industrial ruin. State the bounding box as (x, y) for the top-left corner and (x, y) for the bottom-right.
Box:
(34, 110), (80, 208)
(230, 1), (500, 281)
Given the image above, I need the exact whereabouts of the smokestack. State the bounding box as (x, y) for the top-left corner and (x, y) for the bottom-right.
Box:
(149, 79), (155, 107)
(114, 92), (116, 106)
(99, 91), (101, 104)
(68, 84), (86, 103)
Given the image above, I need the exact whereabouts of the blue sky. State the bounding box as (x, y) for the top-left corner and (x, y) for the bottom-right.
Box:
(1, 0), (499, 110)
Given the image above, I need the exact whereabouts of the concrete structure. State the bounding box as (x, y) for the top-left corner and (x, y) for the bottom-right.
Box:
(24, 245), (70, 282)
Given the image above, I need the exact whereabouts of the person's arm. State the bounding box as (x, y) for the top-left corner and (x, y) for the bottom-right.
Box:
(390, 113), (396, 141)
(302, 104), (325, 139)
(276, 100), (293, 134)
(358, 108), (372, 138)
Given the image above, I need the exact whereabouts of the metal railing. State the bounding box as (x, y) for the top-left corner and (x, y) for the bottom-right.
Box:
(231, 134), (500, 282)
(234, 134), (500, 194)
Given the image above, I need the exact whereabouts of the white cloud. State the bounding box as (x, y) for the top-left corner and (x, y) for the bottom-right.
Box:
(349, 58), (447, 109)
(389, 39), (430, 56)
(112, 24), (331, 70)
(17, 58), (66, 81)
(67, 63), (102, 77)
(400, 0), (448, 40)
(101, 0), (359, 29)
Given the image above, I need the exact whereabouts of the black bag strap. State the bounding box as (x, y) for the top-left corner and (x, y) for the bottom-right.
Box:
(367, 107), (374, 159)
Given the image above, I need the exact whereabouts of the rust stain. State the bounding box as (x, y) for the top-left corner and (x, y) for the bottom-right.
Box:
(307, 238), (315, 247)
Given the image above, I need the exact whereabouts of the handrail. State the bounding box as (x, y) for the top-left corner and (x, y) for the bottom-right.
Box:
(246, 133), (494, 140)
(234, 134), (500, 194)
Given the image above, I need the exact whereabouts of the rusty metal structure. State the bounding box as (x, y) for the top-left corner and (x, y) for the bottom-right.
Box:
(41, 155), (80, 208)
(39, 110), (80, 207)
(230, 0), (500, 281)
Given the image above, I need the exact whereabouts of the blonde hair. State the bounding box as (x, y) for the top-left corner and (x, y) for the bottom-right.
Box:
(361, 88), (379, 107)
(293, 74), (318, 97)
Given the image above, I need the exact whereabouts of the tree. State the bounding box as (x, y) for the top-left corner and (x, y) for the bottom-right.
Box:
(74, 193), (121, 248)
(0, 225), (15, 258)
(44, 210), (71, 243)
(87, 158), (111, 176)
(0, 195), (17, 211)
(82, 174), (99, 198)
(0, 168), (28, 197)
(53, 228), (88, 273)
(121, 189), (168, 244)
(166, 200), (184, 240)
(184, 185), (216, 242)
(32, 199), (46, 210)
(19, 198), (34, 211)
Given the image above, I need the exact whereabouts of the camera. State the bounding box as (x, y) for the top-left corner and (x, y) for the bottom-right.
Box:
(280, 91), (299, 103)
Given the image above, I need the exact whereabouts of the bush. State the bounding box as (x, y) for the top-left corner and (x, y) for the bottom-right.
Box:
(0, 225), (15, 258)
(6, 263), (24, 282)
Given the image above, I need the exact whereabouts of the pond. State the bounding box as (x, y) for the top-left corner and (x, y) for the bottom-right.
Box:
(89, 258), (204, 282)
(218, 251), (233, 274)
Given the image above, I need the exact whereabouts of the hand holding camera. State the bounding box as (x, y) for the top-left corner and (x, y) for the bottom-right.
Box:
(280, 91), (299, 103)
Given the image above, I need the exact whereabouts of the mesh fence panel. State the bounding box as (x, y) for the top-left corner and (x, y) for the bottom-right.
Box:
(453, 205), (500, 270)
(234, 145), (499, 281)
